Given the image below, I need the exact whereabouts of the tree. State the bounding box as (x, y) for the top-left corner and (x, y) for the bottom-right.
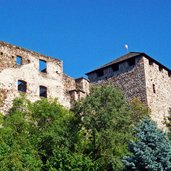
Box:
(123, 119), (171, 171)
(129, 98), (150, 125)
(0, 97), (42, 171)
(72, 84), (134, 171)
(0, 96), (94, 171)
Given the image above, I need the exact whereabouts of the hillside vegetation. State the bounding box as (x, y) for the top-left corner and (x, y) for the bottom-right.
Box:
(1, 84), (170, 171)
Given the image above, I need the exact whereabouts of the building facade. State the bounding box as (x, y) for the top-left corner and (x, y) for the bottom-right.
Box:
(86, 52), (171, 129)
(0, 41), (89, 113)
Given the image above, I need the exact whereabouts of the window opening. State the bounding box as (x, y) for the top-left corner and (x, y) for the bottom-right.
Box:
(97, 70), (104, 77)
(16, 56), (22, 65)
(39, 59), (47, 73)
(168, 71), (171, 77)
(153, 84), (156, 93)
(18, 80), (27, 93)
(112, 64), (119, 72)
(128, 58), (135, 66)
(159, 66), (163, 72)
(149, 59), (153, 65)
(40, 86), (47, 98)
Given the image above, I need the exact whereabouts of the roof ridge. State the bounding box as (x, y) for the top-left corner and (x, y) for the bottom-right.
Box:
(86, 52), (142, 75)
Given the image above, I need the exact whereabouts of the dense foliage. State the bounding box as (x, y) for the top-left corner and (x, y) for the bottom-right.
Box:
(72, 85), (149, 170)
(123, 119), (171, 171)
(0, 84), (150, 171)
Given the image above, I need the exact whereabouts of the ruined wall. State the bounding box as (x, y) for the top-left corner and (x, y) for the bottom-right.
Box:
(143, 57), (171, 129)
(0, 41), (89, 113)
(64, 77), (90, 104)
(63, 74), (76, 107)
(75, 77), (90, 94)
(88, 56), (147, 104)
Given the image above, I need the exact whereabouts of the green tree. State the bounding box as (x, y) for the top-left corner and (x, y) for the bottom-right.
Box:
(72, 84), (134, 171)
(123, 119), (171, 171)
(0, 97), (42, 171)
(29, 98), (94, 170)
(129, 98), (150, 125)
(0, 96), (94, 171)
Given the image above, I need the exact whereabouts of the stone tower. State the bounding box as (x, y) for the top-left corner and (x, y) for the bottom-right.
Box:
(86, 52), (171, 129)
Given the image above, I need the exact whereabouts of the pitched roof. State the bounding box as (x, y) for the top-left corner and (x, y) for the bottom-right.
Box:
(86, 52), (171, 75)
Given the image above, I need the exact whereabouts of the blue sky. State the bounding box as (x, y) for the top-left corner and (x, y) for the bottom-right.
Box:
(0, 0), (171, 78)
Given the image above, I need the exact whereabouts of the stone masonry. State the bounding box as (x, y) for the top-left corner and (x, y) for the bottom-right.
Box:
(0, 41), (170, 130)
(86, 52), (171, 129)
(0, 41), (89, 113)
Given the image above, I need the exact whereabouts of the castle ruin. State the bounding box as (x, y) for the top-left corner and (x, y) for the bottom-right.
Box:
(0, 41), (89, 113)
(0, 41), (170, 129)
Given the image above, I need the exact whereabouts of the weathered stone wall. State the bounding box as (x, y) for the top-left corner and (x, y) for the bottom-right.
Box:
(65, 77), (90, 105)
(75, 77), (90, 94)
(88, 56), (147, 104)
(63, 74), (76, 108)
(143, 57), (171, 129)
(0, 41), (89, 113)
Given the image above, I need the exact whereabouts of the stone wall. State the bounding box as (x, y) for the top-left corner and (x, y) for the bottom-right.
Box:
(143, 57), (171, 129)
(0, 41), (89, 113)
(88, 56), (147, 104)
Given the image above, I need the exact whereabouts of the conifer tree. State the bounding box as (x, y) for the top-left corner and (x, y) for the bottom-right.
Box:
(123, 119), (171, 171)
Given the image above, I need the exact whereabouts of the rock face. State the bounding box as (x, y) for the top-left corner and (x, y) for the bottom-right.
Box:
(86, 52), (171, 129)
(0, 41), (89, 113)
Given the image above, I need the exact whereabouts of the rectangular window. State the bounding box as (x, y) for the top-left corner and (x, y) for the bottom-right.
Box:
(18, 80), (27, 93)
(112, 64), (119, 72)
(128, 58), (135, 66)
(149, 59), (153, 65)
(16, 56), (22, 65)
(39, 59), (47, 73)
(97, 70), (104, 77)
(168, 71), (171, 77)
(40, 86), (47, 98)
(159, 66), (163, 72)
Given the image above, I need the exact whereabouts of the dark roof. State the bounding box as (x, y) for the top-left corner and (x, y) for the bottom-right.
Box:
(86, 52), (171, 75)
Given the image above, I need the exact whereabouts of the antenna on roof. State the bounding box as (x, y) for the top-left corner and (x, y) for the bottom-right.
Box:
(124, 44), (129, 53)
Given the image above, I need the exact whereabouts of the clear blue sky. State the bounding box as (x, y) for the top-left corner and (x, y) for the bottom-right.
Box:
(0, 0), (171, 78)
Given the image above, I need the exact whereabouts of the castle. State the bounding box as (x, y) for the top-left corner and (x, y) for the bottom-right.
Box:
(86, 52), (171, 129)
(0, 41), (89, 113)
(0, 41), (170, 129)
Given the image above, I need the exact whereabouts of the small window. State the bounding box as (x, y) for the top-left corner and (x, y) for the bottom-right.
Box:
(16, 56), (22, 65)
(112, 64), (119, 72)
(97, 70), (104, 77)
(40, 86), (47, 98)
(39, 59), (47, 73)
(149, 59), (153, 65)
(153, 84), (156, 93)
(168, 71), (171, 77)
(18, 80), (27, 93)
(159, 66), (163, 72)
(128, 58), (135, 66)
